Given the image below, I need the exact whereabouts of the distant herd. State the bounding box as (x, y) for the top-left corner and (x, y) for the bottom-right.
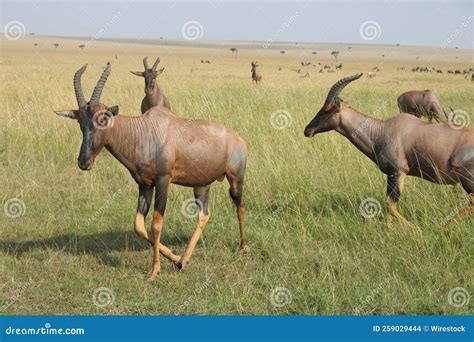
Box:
(54, 57), (473, 279)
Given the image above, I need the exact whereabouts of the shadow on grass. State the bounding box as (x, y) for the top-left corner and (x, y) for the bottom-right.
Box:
(0, 229), (189, 267)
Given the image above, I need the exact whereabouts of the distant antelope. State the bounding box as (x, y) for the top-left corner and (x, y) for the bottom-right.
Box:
(367, 71), (377, 78)
(397, 90), (448, 122)
(304, 74), (474, 225)
(130, 57), (171, 113)
(55, 63), (249, 279)
(335, 63), (343, 70)
(251, 61), (262, 84)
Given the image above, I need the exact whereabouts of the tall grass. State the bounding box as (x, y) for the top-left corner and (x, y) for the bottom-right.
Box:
(0, 37), (472, 315)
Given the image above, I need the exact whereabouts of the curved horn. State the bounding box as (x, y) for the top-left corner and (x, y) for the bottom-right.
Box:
(90, 62), (111, 106)
(74, 64), (88, 108)
(326, 73), (363, 102)
(151, 57), (160, 71)
(143, 57), (150, 70)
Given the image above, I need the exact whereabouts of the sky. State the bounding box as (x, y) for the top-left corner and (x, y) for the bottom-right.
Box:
(1, 0), (473, 49)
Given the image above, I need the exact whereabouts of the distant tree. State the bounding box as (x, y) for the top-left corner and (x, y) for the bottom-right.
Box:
(34, 43), (38, 47)
(53, 43), (59, 49)
(381, 54), (385, 58)
(347, 46), (352, 50)
(230, 47), (238, 58)
(79, 44), (85, 49)
(396, 43), (400, 46)
(280, 50), (285, 54)
(331, 50), (339, 62)
(312, 51), (317, 55)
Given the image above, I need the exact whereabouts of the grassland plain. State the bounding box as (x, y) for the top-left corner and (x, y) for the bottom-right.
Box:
(0, 36), (473, 315)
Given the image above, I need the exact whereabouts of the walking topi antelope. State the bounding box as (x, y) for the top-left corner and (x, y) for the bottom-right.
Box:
(397, 90), (448, 122)
(130, 57), (171, 113)
(55, 63), (248, 279)
(251, 61), (262, 84)
(304, 74), (474, 225)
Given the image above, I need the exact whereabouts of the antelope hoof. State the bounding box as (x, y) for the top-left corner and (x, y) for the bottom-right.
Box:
(146, 268), (160, 280)
(175, 259), (186, 271)
(239, 243), (250, 255)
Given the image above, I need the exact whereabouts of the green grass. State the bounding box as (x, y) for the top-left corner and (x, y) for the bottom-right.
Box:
(0, 39), (473, 315)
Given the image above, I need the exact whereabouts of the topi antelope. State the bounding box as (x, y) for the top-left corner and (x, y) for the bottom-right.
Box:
(55, 63), (249, 280)
(304, 74), (474, 225)
(397, 90), (448, 123)
(251, 61), (262, 84)
(130, 57), (171, 113)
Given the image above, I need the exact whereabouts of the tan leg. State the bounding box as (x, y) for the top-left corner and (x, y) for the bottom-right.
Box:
(386, 172), (413, 227)
(147, 211), (163, 280)
(134, 212), (151, 242)
(135, 211), (180, 263)
(178, 211), (210, 270)
(238, 206), (249, 254)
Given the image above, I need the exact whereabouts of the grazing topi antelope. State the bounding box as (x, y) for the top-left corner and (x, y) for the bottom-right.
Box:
(304, 74), (474, 225)
(251, 61), (262, 84)
(130, 57), (171, 113)
(55, 63), (249, 279)
(397, 90), (448, 122)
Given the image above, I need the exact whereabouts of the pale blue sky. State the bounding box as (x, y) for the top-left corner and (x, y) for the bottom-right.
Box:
(1, 0), (473, 48)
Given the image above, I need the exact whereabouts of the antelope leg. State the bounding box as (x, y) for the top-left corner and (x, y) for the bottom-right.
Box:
(176, 186), (211, 270)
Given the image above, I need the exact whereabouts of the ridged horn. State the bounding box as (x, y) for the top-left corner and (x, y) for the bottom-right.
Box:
(90, 62), (111, 106)
(326, 73), (363, 102)
(74, 64), (88, 108)
(143, 57), (150, 70)
(152, 57), (160, 71)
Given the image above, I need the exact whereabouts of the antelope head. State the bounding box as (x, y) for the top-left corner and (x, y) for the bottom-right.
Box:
(131, 57), (165, 95)
(55, 63), (119, 171)
(304, 73), (362, 137)
(251, 61), (258, 71)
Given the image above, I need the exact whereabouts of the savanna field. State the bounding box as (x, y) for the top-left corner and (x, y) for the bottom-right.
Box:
(0, 36), (473, 315)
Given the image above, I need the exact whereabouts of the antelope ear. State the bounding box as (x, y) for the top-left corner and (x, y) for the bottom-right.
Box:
(55, 110), (78, 120)
(108, 105), (119, 116)
(154, 67), (165, 76)
(130, 71), (144, 77)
